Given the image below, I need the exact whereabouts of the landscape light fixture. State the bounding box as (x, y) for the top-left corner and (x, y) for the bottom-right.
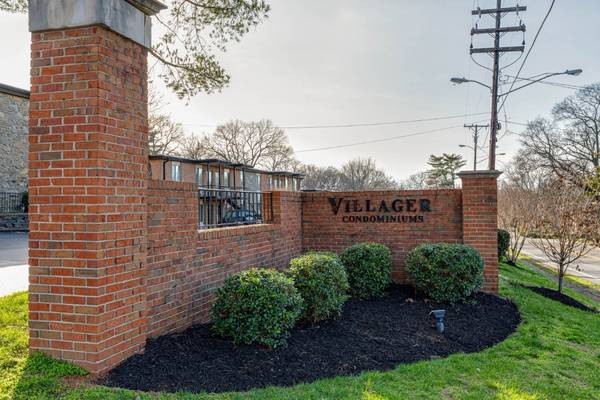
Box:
(429, 309), (446, 333)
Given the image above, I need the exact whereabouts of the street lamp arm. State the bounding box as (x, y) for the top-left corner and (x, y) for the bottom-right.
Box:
(498, 70), (582, 97)
(469, 79), (492, 91)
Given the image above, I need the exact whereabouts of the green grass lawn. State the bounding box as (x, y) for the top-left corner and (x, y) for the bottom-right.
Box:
(2, 262), (600, 400)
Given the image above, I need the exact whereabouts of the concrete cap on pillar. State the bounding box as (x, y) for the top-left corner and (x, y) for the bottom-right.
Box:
(29, 0), (167, 47)
(457, 170), (503, 180)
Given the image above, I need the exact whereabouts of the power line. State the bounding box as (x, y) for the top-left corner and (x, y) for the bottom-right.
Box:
(499, 0), (557, 113)
(294, 124), (469, 153)
(181, 112), (490, 130)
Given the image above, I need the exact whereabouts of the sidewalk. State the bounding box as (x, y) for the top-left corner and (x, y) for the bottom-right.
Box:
(0, 232), (29, 296)
(0, 264), (28, 296)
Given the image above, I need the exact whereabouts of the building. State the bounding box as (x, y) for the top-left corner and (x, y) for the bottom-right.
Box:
(149, 154), (304, 228)
(0, 83), (29, 193)
(149, 155), (304, 192)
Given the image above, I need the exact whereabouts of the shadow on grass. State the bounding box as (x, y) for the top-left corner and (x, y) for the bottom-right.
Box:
(10, 352), (87, 400)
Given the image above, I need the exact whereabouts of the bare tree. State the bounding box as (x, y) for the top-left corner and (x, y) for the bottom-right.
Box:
(498, 184), (538, 265)
(339, 158), (398, 191)
(498, 153), (553, 265)
(521, 83), (600, 190)
(503, 150), (552, 191)
(300, 165), (344, 191)
(178, 134), (207, 160)
(530, 183), (599, 293)
(148, 87), (185, 156)
(201, 120), (298, 170)
(399, 171), (431, 190)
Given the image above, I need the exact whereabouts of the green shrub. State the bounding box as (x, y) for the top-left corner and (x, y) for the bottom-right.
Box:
(406, 243), (484, 303)
(340, 243), (392, 299)
(289, 253), (349, 323)
(498, 229), (510, 261)
(305, 250), (340, 261)
(211, 268), (303, 348)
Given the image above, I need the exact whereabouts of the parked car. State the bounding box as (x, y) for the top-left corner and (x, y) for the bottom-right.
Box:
(221, 209), (261, 224)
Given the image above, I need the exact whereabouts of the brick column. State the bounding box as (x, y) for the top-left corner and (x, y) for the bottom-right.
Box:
(28, 0), (166, 374)
(458, 170), (502, 293)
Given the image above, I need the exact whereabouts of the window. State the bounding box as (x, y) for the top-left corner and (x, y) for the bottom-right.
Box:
(285, 177), (289, 189)
(268, 176), (273, 189)
(195, 166), (203, 186)
(171, 162), (182, 182)
(210, 170), (219, 188)
(240, 170), (245, 189)
(223, 168), (231, 188)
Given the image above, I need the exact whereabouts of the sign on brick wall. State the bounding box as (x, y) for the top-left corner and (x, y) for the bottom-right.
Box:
(328, 196), (432, 223)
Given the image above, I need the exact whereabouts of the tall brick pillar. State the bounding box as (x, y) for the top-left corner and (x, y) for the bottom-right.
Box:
(458, 170), (502, 293)
(28, 0), (166, 373)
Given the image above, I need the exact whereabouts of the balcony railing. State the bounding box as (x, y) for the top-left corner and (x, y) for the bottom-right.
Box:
(198, 188), (272, 229)
(0, 192), (28, 214)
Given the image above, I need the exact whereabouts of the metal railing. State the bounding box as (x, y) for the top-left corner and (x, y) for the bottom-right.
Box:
(0, 192), (28, 214)
(198, 188), (272, 229)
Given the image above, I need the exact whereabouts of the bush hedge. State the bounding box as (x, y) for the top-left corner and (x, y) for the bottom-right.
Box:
(289, 252), (349, 323)
(211, 268), (303, 348)
(406, 243), (484, 303)
(498, 229), (510, 261)
(340, 243), (392, 299)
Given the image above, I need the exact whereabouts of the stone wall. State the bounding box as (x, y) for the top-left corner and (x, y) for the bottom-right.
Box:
(0, 89), (28, 192)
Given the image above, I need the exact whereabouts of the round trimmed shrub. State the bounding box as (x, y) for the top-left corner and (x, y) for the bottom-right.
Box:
(211, 268), (303, 348)
(406, 243), (484, 303)
(289, 253), (349, 323)
(498, 229), (510, 261)
(340, 243), (392, 299)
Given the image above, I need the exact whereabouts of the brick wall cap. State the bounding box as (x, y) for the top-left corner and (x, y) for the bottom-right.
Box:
(125, 0), (167, 15)
(29, 0), (159, 47)
(457, 170), (502, 179)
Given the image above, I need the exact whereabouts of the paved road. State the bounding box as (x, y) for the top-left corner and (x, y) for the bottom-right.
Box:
(0, 232), (29, 296)
(521, 239), (600, 286)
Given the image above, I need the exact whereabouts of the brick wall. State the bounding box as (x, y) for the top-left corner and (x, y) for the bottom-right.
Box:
(145, 181), (302, 338)
(459, 171), (501, 292)
(28, 26), (149, 374)
(301, 190), (464, 282)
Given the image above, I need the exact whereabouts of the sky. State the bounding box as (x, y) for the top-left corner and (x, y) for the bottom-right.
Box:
(1, 1), (599, 181)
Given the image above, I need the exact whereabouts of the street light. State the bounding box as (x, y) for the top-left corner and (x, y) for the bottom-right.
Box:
(450, 77), (491, 90)
(450, 68), (583, 170)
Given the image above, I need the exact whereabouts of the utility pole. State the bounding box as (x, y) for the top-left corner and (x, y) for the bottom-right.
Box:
(464, 124), (489, 171)
(470, 1), (526, 170)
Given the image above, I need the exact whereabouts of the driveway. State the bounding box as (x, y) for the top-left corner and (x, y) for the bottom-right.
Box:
(0, 232), (28, 296)
(521, 239), (600, 286)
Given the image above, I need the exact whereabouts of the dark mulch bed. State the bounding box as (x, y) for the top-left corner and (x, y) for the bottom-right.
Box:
(525, 286), (597, 312)
(100, 285), (520, 394)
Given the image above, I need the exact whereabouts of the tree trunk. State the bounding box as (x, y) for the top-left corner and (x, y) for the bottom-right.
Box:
(558, 271), (564, 293)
